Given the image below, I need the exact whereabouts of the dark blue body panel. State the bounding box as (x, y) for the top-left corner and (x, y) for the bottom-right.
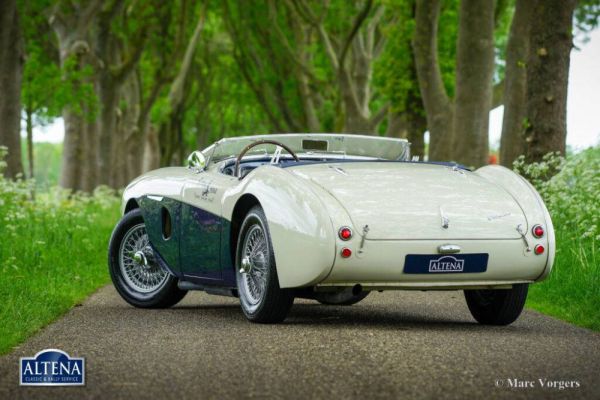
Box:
(180, 204), (223, 281)
(138, 195), (236, 287)
(138, 196), (182, 273)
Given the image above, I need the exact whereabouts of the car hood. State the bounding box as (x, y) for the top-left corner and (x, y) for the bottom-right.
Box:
(289, 162), (526, 240)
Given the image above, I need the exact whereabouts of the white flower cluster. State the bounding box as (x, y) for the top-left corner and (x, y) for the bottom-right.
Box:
(513, 148), (600, 241)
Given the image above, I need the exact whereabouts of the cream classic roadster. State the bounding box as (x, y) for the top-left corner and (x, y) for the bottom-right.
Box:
(108, 134), (554, 324)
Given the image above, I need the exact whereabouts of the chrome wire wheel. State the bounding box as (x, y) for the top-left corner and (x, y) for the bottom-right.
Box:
(239, 224), (269, 308)
(119, 223), (168, 293)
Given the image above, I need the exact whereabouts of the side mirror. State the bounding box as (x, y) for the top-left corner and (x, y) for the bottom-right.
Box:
(187, 151), (206, 172)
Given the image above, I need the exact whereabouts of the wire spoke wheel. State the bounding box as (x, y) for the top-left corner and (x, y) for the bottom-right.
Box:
(240, 225), (269, 305)
(235, 206), (294, 323)
(119, 223), (168, 293)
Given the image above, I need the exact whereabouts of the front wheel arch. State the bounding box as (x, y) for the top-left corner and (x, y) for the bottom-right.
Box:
(124, 198), (140, 214)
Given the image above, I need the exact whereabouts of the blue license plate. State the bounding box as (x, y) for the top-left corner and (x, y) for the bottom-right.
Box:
(403, 253), (488, 274)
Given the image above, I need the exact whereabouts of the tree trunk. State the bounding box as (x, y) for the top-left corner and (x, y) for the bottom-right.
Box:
(80, 115), (98, 192)
(499, 0), (533, 167)
(385, 112), (406, 138)
(60, 109), (84, 190)
(57, 43), (91, 191)
(96, 72), (119, 186)
(524, 0), (577, 162)
(452, 0), (496, 168)
(341, 44), (373, 133)
(143, 124), (160, 172)
(339, 9), (387, 134)
(111, 108), (127, 188)
(49, 1), (103, 191)
(25, 107), (34, 179)
(412, 0), (453, 161)
(406, 108), (427, 160)
(407, 119), (426, 160)
(159, 8), (206, 165)
(123, 74), (141, 184)
(137, 111), (153, 173)
(93, 1), (146, 187)
(159, 105), (185, 166)
(291, 19), (321, 132)
(0, 0), (24, 178)
(297, 61), (321, 132)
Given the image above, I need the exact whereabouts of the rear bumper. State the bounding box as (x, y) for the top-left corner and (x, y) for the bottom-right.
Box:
(319, 239), (548, 287)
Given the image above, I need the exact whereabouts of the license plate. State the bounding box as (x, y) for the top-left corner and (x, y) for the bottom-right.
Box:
(403, 253), (488, 274)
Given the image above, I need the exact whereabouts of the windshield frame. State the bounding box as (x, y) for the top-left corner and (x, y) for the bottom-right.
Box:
(201, 134), (410, 166)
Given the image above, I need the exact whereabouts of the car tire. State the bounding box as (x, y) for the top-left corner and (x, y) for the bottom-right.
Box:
(464, 284), (528, 325)
(108, 209), (187, 308)
(314, 288), (370, 306)
(236, 205), (294, 323)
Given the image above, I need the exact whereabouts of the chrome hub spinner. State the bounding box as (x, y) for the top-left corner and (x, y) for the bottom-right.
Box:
(240, 256), (253, 274)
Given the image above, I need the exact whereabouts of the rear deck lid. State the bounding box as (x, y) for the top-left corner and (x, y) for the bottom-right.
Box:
(290, 162), (526, 240)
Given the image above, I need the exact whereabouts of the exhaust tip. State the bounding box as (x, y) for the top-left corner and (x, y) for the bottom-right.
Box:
(352, 284), (363, 296)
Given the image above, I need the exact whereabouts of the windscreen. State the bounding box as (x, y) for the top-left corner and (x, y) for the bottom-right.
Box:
(203, 134), (410, 165)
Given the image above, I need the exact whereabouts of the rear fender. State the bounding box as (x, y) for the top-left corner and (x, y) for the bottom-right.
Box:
(475, 165), (555, 281)
(222, 166), (340, 288)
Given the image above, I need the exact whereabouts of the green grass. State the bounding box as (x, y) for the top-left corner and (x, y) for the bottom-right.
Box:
(527, 233), (599, 331)
(0, 185), (120, 355)
(516, 147), (600, 331)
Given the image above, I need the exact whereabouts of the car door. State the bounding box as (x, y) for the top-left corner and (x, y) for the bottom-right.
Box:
(179, 170), (236, 283)
(138, 195), (183, 275)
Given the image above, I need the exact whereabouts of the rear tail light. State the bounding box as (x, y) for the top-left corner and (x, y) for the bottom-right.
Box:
(339, 227), (352, 241)
(532, 224), (544, 238)
(534, 244), (545, 255)
(340, 248), (352, 258)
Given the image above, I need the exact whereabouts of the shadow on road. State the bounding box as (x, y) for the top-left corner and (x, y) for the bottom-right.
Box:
(158, 301), (535, 334)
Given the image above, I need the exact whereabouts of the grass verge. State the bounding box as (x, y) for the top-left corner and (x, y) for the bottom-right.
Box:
(0, 185), (119, 355)
(516, 147), (600, 331)
(527, 233), (599, 331)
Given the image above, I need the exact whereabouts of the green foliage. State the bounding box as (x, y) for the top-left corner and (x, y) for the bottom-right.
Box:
(436, 0), (459, 97)
(223, 0), (310, 131)
(374, 0), (419, 115)
(493, 0), (514, 81)
(575, 0), (600, 43)
(374, 0), (460, 116)
(21, 43), (62, 123)
(514, 148), (600, 330)
(19, 0), (62, 124)
(17, 0), (519, 161)
(59, 55), (99, 119)
(21, 141), (63, 189)
(19, 0), (98, 122)
(185, 6), (271, 145)
(0, 147), (120, 354)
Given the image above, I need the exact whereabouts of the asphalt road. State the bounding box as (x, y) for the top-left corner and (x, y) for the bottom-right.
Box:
(0, 285), (598, 400)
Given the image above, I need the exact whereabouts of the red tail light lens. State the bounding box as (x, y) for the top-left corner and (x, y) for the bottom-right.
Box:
(340, 248), (352, 258)
(339, 227), (352, 241)
(534, 244), (545, 255)
(532, 225), (544, 238)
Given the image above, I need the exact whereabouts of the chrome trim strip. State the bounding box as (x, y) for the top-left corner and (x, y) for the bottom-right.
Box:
(438, 244), (461, 254)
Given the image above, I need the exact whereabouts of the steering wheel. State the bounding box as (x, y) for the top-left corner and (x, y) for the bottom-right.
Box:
(234, 140), (300, 178)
